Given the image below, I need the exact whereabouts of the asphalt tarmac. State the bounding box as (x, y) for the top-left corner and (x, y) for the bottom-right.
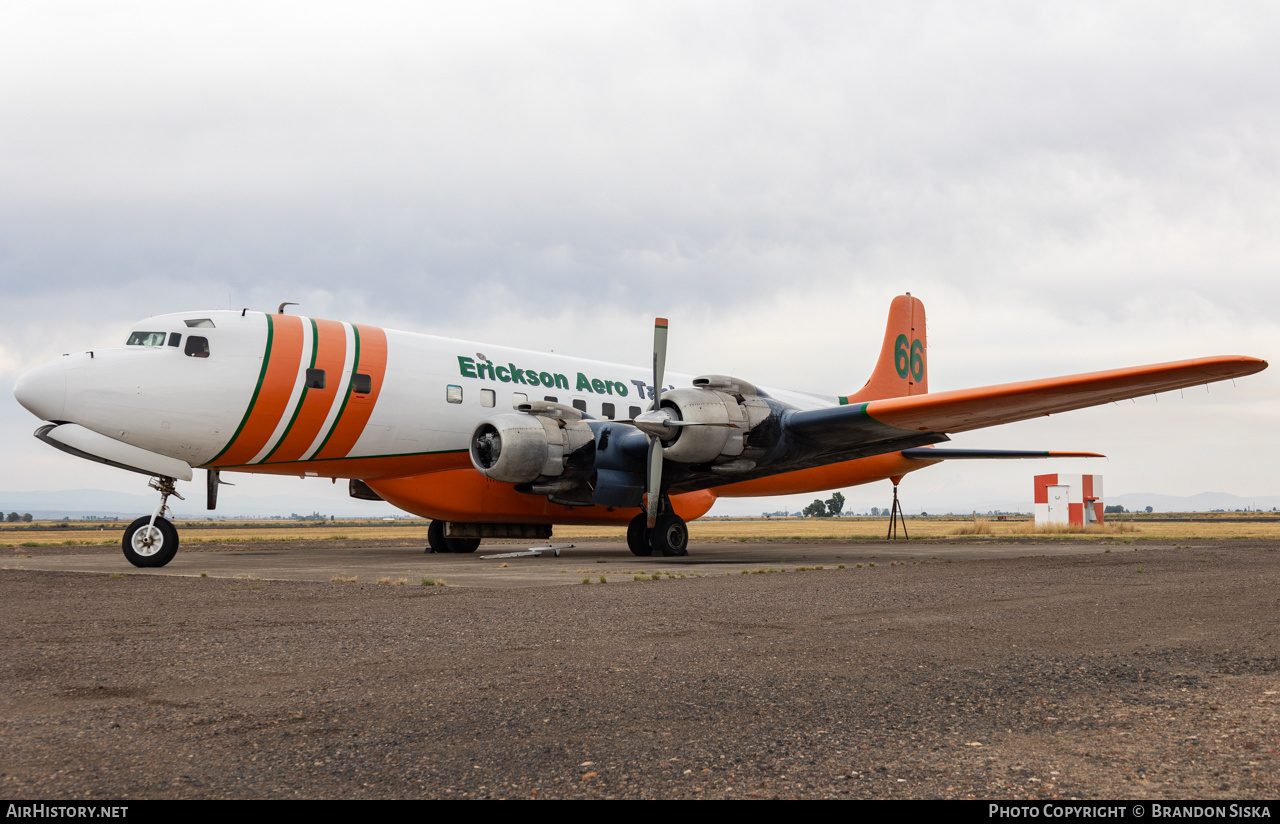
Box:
(3, 538), (1277, 799)
(4, 538), (1122, 587)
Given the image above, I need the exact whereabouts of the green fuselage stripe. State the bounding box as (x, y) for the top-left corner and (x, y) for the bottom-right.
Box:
(260, 318), (318, 463)
(205, 313), (274, 465)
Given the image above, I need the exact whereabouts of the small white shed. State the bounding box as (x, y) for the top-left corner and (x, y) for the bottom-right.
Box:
(1034, 474), (1103, 527)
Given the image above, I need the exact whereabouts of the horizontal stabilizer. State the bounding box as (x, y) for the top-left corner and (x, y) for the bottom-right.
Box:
(901, 448), (1104, 461)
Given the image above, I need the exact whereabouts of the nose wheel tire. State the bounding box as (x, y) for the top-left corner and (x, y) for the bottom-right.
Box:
(122, 515), (180, 568)
(648, 512), (689, 557)
(627, 513), (652, 556)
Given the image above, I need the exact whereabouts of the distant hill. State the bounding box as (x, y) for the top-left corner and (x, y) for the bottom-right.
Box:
(1109, 492), (1280, 513)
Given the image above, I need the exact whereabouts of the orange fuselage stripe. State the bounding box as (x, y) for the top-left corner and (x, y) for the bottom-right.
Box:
(211, 314), (306, 467)
(313, 324), (388, 461)
(264, 318), (348, 463)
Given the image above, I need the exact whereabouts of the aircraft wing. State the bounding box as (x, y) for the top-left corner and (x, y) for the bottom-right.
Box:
(788, 355), (1267, 444)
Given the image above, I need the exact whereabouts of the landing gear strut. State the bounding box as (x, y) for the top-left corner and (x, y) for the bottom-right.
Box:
(122, 476), (183, 567)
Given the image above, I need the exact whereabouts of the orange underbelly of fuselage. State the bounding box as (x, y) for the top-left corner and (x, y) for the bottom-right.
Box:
(231, 451), (930, 523)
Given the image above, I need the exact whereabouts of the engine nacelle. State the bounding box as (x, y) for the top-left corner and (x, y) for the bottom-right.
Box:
(469, 406), (595, 484)
(658, 376), (772, 465)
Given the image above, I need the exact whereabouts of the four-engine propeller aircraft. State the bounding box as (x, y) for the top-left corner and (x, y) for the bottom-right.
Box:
(12, 294), (1267, 566)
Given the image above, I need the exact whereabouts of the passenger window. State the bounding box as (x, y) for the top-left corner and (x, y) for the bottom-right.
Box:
(602, 402), (615, 420)
(183, 336), (210, 358)
(629, 406), (641, 419)
(512, 392), (528, 407)
(305, 368), (325, 389)
(447, 385), (463, 404)
(127, 331), (166, 346)
(168, 333), (182, 348)
(184, 318), (215, 328)
(544, 396), (558, 403)
(352, 373), (372, 394)
(572, 399), (587, 413)
(481, 389), (495, 408)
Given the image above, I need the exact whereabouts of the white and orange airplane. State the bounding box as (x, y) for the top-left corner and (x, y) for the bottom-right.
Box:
(12, 294), (1267, 566)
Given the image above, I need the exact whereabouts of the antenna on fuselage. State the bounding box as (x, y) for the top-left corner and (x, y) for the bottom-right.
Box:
(278, 302), (298, 314)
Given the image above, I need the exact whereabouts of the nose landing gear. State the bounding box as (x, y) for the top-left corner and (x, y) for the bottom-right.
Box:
(122, 476), (183, 567)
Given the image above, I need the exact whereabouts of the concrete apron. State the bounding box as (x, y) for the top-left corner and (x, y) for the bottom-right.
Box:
(2, 540), (1123, 589)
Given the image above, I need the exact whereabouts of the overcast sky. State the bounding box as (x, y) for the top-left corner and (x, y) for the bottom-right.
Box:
(1, 1), (1276, 515)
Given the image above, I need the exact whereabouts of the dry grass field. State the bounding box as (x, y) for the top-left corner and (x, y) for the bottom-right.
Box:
(685, 517), (1280, 541)
(3, 513), (1280, 547)
(0, 521), (436, 547)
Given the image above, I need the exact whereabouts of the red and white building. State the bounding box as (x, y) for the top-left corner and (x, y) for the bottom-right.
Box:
(1034, 474), (1104, 527)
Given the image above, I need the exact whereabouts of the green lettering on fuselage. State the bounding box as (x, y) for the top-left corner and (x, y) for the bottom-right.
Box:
(457, 354), (637, 397)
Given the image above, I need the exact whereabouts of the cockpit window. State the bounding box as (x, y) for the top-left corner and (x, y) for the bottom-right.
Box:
(168, 333), (182, 347)
(127, 331), (167, 347)
(184, 318), (216, 328)
(184, 336), (210, 358)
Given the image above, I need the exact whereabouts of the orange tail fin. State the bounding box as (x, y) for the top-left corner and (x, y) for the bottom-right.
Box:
(840, 294), (928, 404)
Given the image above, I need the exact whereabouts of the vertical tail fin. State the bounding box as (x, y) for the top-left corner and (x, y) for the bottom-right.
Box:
(840, 294), (928, 404)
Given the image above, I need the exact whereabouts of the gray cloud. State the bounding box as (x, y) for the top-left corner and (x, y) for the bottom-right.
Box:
(2, 2), (1276, 508)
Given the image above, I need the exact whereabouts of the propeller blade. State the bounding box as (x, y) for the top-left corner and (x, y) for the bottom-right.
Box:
(646, 435), (662, 528)
(652, 318), (667, 411)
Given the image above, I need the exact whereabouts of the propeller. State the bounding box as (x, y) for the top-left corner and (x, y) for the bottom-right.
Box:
(646, 318), (668, 528)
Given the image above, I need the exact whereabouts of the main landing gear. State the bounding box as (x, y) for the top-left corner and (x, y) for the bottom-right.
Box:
(122, 476), (183, 568)
(627, 509), (689, 557)
(425, 519), (480, 554)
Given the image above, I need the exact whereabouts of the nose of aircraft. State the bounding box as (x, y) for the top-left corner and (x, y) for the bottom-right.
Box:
(14, 358), (68, 422)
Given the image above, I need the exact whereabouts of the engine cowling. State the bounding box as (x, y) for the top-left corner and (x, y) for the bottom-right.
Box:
(469, 404), (595, 484)
(657, 375), (772, 465)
